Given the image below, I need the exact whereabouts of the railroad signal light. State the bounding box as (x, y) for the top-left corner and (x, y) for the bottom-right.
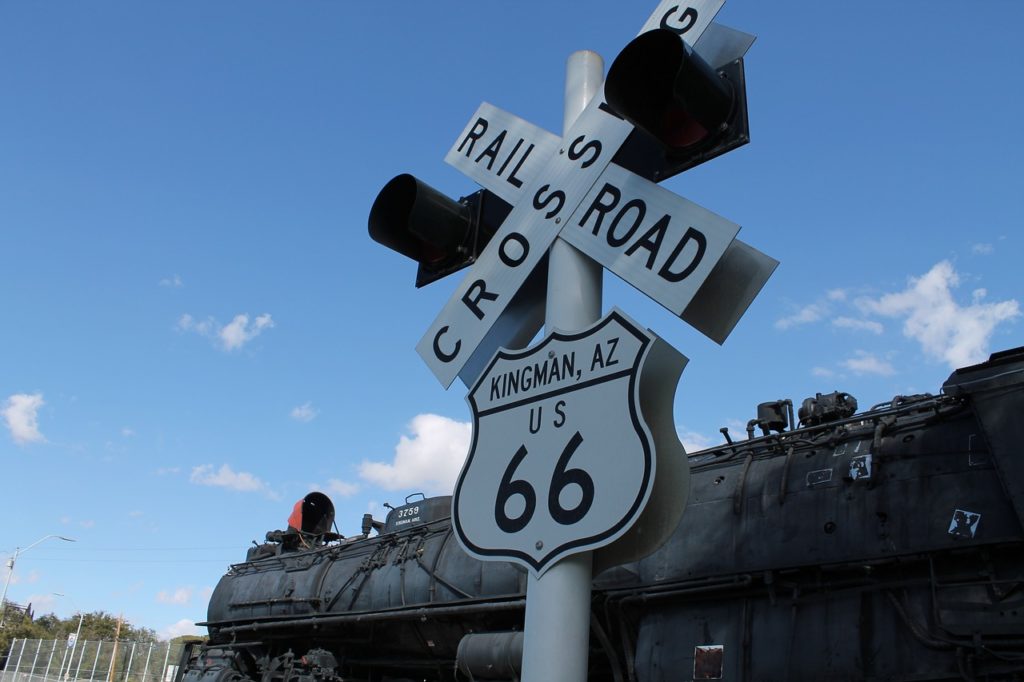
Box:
(605, 28), (750, 181)
(368, 174), (511, 287)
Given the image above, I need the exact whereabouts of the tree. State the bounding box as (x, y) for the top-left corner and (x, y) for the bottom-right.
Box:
(0, 607), (157, 663)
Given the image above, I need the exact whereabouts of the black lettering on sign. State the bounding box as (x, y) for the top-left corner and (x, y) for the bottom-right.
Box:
(498, 232), (530, 267)
(589, 337), (620, 371)
(474, 130), (507, 170)
(553, 400), (566, 428)
(462, 279), (499, 321)
(607, 199), (646, 247)
(578, 183), (707, 280)
(432, 326), (461, 363)
(496, 138), (525, 181)
(660, 5), (698, 34)
(657, 227), (707, 282)
(567, 135), (601, 169)
(579, 183), (621, 235)
(456, 118), (533, 190)
(605, 337), (619, 366)
(548, 431), (594, 526)
(529, 406), (543, 434)
(624, 214), (670, 270)
(506, 143), (534, 189)
(533, 184), (566, 219)
(495, 445), (536, 534)
(456, 117), (488, 156)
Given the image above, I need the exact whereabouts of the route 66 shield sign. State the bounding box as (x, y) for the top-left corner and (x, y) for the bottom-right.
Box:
(453, 308), (688, 575)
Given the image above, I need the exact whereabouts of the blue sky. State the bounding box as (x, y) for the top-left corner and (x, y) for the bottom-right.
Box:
(2, 1), (1021, 639)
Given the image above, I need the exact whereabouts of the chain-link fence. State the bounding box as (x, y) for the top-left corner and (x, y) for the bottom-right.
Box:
(0, 639), (188, 682)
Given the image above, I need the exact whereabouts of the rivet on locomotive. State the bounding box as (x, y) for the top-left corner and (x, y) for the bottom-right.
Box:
(179, 347), (1024, 681)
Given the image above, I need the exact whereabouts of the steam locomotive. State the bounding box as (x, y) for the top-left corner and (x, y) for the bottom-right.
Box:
(183, 346), (1024, 681)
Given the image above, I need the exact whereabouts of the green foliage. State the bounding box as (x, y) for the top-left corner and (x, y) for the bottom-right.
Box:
(169, 635), (205, 647)
(0, 603), (157, 662)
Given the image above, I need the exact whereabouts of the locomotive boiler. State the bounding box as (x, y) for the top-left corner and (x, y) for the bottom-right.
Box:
(183, 346), (1024, 681)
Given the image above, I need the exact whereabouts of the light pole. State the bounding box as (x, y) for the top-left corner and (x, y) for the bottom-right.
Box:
(53, 593), (84, 681)
(0, 534), (75, 627)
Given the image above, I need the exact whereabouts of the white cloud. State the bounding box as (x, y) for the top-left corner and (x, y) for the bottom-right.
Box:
(811, 366), (835, 378)
(675, 427), (718, 454)
(3, 393), (46, 445)
(25, 593), (57, 611)
(178, 312), (274, 351)
(156, 587), (193, 605)
(3, 567), (39, 586)
(79, 519), (95, 528)
(128, 510), (144, 518)
(177, 313), (213, 336)
(290, 402), (319, 423)
(826, 289), (847, 301)
(220, 313), (274, 351)
(121, 427), (135, 438)
(190, 464), (269, 493)
(832, 316), (883, 334)
(156, 467), (181, 476)
(842, 351), (896, 376)
(971, 243), (994, 255)
(856, 261), (1019, 368)
(325, 479), (360, 498)
(159, 619), (203, 641)
(360, 414), (471, 496)
(775, 303), (826, 330)
(159, 274), (184, 288)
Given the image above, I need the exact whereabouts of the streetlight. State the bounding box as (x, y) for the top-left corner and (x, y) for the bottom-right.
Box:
(53, 593), (84, 681)
(0, 534), (75, 627)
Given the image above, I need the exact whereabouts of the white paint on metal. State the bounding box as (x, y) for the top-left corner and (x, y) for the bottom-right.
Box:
(561, 162), (740, 317)
(694, 21), (756, 68)
(637, 0), (725, 40)
(453, 309), (685, 574)
(417, 98), (634, 388)
(445, 102), (560, 206)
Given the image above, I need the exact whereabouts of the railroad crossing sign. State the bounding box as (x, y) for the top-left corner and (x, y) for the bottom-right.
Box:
(414, 0), (777, 390)
(453, 309), (687, 574)
(368, 2), (777, 678)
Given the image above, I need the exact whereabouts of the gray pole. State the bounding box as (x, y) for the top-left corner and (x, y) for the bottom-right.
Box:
(125, 642), (137, 682)
(13, 638), (28, 680)
(45, 639), (57, 681)
(520, 49), (604, 682)
(89, 642), (103, 682)
(0, 638), (20, 682)
(73, 640), (87, 681)
(159, 643), (171, 682)
(0, 551), (19, 628)
(1, 537), (75, 629)
(140, 645), (152, 682)
(30, 639), (42, 679)
(67, 614), (83, 681)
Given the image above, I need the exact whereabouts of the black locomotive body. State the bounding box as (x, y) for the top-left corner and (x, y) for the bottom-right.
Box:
(186, 348), (1024, 681)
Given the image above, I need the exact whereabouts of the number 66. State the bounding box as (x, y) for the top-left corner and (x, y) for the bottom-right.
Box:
(494, 430), (595, 533)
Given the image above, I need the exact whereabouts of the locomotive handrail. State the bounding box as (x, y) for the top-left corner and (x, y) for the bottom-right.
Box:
(204, 595), (526, 634)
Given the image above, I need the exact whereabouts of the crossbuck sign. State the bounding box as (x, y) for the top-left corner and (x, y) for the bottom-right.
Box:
(416, 0), (777, 390)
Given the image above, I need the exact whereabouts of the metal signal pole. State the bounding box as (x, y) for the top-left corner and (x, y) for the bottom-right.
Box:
(520, 49), (605, 682)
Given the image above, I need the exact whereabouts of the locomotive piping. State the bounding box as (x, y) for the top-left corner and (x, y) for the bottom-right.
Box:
(205, 597), (525, 635)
